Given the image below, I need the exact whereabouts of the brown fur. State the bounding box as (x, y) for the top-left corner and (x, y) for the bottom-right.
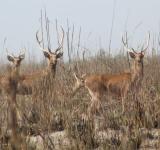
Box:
(17, 28), (64, 95)
(73, 51), (146, 117)
(0, 53), (25, 149)
(17, 51), (63, 95)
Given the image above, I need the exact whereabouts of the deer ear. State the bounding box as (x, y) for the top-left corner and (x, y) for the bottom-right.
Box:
(56, 52), (63, 59)
(129, 52), (135, 59)
(7, 55), (14, 62)
(43, 51), (50, 58)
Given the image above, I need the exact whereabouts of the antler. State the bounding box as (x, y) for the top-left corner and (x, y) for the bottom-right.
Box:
(122, 32), (133, 53)
(36, 30), (51, 53)
(19, 48), (26, 59)
(55, 26), (64, 53)
(36, 26), (64, 55)
(3, 38), (13, 57)
(73, 72), (79, 81)
(122, 32), (138, 54)
(141, 32), (150, 53)
(6, 48), (11, 56)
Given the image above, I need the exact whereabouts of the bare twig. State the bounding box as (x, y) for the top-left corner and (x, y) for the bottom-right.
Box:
(108, 0), (117, 56)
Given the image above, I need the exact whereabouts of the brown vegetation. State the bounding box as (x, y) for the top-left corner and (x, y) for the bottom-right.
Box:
(0, 48), (160, 149)
(0, 17), (159, 149)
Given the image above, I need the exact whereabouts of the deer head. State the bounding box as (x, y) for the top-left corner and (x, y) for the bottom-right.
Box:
(6, 49), (25, 69)
(122, 33), (150, 64)
(5, 49), (25, 79)
(122, 32), (150, 79)
(36, 27), (64, 73)
(72, 73), (86, 96)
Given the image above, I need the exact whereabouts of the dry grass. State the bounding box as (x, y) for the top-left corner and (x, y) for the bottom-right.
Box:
(0, 51), (160, 150)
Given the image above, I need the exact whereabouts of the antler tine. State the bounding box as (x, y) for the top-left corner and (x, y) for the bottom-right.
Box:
(122, 35), (127, 48)
(6, 48), (9, 55)
(55, 26), (65, 53)
(19, 48), (26, 55)
(18, 49), (25, 60)
(36, 30), (50, 52)
(73, 72), (78, 80)
(3, 38), (12, 56)
(131, 48), (138, 54)
(122, 32), (138, 54)
(141, 32), (150, 53)
(122, 32), (132, 53)
(6, 49), (15, 57)
(3, 38), (14, 57)
(48, 46), (52, 52)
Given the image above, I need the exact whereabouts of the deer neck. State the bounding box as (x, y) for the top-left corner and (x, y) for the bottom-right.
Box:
(131, 61), (143, 83)
(46, 64), (56, 78)
(10, 66), (20, 80)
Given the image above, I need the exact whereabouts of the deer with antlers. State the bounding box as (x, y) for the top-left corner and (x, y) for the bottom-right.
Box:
(73, 33), (150, 117)
(0, 49), (25, 95)
(17, 27), (64, 95)
(0, 49), (25, 148)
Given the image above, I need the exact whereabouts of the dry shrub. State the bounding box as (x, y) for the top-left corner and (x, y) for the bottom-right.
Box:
(0, 52), (160, 149)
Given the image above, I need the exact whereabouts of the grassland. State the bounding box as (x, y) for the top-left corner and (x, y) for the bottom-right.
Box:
(0, 49), (160, 149)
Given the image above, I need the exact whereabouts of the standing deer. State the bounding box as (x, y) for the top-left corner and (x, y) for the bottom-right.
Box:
(0, 49), (25, 95)
(17, 27), (64, 95)
(73, 33), (150, 117)
(0, 49), (25, 149)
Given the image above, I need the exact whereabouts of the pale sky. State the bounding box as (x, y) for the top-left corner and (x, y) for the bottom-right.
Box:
(0, 0), (160, 61)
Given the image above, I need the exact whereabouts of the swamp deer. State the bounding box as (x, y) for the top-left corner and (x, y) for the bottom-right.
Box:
(0, 49), (25, 148)
(17, 27), (64, 95)
(73, 33), (150, 117)
(0, 49), (25, 95)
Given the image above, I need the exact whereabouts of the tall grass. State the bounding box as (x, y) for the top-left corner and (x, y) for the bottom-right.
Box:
(0, 50), (160, 149)
(0, 12), (160, 149)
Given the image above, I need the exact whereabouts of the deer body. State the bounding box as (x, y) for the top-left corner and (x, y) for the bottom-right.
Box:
(0, 51), (25, 148)
(17, 27), (64, 95)
(74, 69), (139, 116)
(73, 33), (149, 117)
(17, 65), (55, 95)
(74, 55), (144, 116)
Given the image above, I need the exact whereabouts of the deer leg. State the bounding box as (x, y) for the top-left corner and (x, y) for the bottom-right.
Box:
(121, 87), (128, 113)
(122, 97), (125, 113)
(88, 92), (101, 118)
(88, 100), (97, 118)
